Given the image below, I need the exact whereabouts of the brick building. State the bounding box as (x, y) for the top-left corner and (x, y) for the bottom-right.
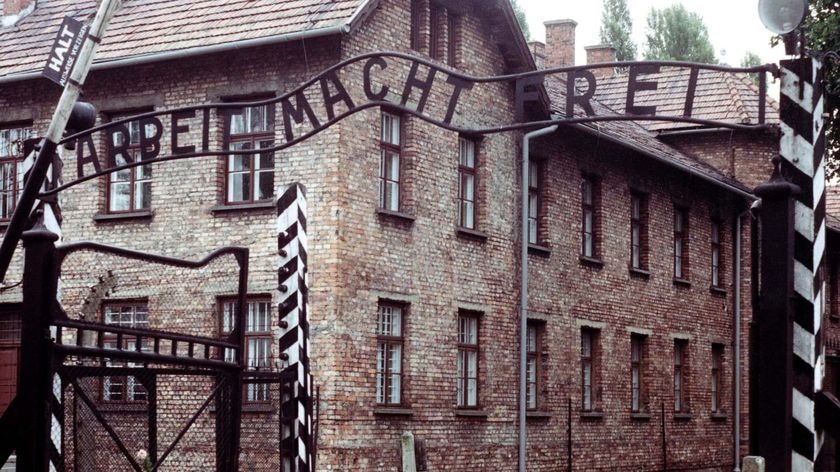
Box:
(0, 0), (796, 471)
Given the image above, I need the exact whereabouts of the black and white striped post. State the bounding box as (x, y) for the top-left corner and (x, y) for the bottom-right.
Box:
(276, 183), (313, 472)
(753, 57), (826, 472)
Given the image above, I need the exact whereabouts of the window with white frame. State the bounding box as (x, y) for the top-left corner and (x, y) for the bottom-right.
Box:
(631, 334), (646, 413)
(107, 116), (154, 213)
(376, 302), (404, 405)
(103, 302), (149, 402)
(458, 137), (477, 229)
(225, 105), (275, 204)
(674, 207), (689, 279)
(221, 299), (271, 402)
(379, 112), (402, 212)
(456, 312), (479, 407)
(0, 125), (33, 220)
(526, 323), (541, 410)
(711, 219), (723, 288)
(528, 162), (540, 244)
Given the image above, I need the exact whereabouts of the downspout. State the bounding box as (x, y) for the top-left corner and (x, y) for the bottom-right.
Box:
(519, 125), (557, 472)
(734, 209), (743, 472)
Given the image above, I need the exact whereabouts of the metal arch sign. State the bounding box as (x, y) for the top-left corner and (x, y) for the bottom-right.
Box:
(48, 51), (775, 196)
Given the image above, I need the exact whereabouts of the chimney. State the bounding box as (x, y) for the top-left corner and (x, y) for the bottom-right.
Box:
(585, 44), (617, 78)
(2, 0), (35, 27)
(544, 19), (577, 68)
(529, 41), (546, 70)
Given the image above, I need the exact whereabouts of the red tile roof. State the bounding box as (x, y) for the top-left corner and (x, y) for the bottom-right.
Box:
(0, 0), (370, 80)
(545, 74), (752, 196)
(592, 67), (780, 132)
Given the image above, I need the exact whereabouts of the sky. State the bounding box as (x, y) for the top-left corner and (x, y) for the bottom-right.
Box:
(518, 0), (787, 67)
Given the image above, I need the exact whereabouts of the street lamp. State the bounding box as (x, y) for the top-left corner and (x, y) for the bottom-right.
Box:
(758, 0), (808, 34)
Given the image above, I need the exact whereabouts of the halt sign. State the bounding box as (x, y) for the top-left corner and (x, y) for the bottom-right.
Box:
(42, 16), (89, 87)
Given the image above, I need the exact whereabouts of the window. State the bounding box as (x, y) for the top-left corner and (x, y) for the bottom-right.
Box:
(526, 323), (541, 410)
(630, 334), (646, 413)
(410, 0), (421, 51)
(376, 302), (404, 405)
(107, 117), (153, 213)
(225, 104), (275, 204)
(528, 161), (540, 244)
(221, 299), (272, 402)
(458, 137), (477, 229)
(674, 207), (689, 279)
(630, 193), (648, 270)
(711, 344), (724, 413)
(447, 13), (459, 66)
(103, 303), (149, 402)
(674, 340), (688, 412)
(379, 112), (402, 212)
(456, 312), (479, 408)
(429, 2), (442, 60)
(0, 125), (33, 219)
(711, 219), (723, 288)
(581, 329), (600, 412)
(581, 176), (599, 258)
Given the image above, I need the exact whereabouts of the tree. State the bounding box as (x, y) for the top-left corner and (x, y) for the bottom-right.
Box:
(741, 51), (762, 68)
(510, 0), (531, 41)
(643, 4), (716, 63)
(803, 0), (840, 179)
(600, 0), (637, 61)
(741, 51), (763, 84)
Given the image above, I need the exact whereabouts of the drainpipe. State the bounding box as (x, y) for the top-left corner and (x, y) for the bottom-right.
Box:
(733, 207), (749, 472)
(519, 125), (557, 472)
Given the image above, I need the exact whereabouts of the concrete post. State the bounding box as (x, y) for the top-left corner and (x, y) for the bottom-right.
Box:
(401, 432), (417, 472)
(742, 456), (766, 472)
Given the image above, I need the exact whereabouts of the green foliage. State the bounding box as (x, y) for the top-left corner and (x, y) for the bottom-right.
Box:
(741, 51), (762, 68)
(510, 0), (531, 41)
(741, 51), (763, 84)
(804, 0), (840, 179)
(643, 3), (717, 63)
(600, 0), (637, 61)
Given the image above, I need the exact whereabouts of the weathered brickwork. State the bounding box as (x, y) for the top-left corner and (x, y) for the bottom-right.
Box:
(0, 0), (771, 470)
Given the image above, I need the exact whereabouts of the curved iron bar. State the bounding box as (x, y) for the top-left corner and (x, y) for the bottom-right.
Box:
(43, 104), (775, 197)
(55, 241), (248, 269)
(59, 51), (777, 143)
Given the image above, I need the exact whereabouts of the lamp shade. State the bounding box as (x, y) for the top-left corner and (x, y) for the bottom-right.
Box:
(758, 0), (808, 34)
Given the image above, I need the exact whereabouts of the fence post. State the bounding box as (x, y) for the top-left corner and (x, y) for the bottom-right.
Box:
(752, 161), (799, 471)
(16, 225), (59, 472)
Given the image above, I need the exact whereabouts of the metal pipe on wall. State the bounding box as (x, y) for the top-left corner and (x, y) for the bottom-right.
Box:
(519, 125), (557, 472)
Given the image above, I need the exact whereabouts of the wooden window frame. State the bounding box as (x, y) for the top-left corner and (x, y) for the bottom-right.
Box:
(630, 192), (649, 270)
(447, 12), (459, 66)
(456, 311), (480, 408)
(674, 339), (688, 413)
(101, 301), (150, 403)
(528, 161), (540, 245)
(223, 104), (276, 205)
(526, 322), (541, 410)
(711, 344), (724, 413)
(429, 2), (443, 60)
(581, 328), (599, 412)
(0, 124), (33, 221)
(105, 114), (154, 214)
(458, 137), (477, 230)
(376, 301), (405, 406)
(410, 0), (422, 51)
(581, 176), (599, 258)
(711, 219), (723, 288)
(379, 111), (403, 212)
(674, 207), (690, 279)
(631, 334), (646, 413)
(220, 298), (272, 403)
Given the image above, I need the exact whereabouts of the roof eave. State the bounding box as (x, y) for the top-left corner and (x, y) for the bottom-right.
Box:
(0, 0), (380, 85)
(569, 122), (754, 200)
